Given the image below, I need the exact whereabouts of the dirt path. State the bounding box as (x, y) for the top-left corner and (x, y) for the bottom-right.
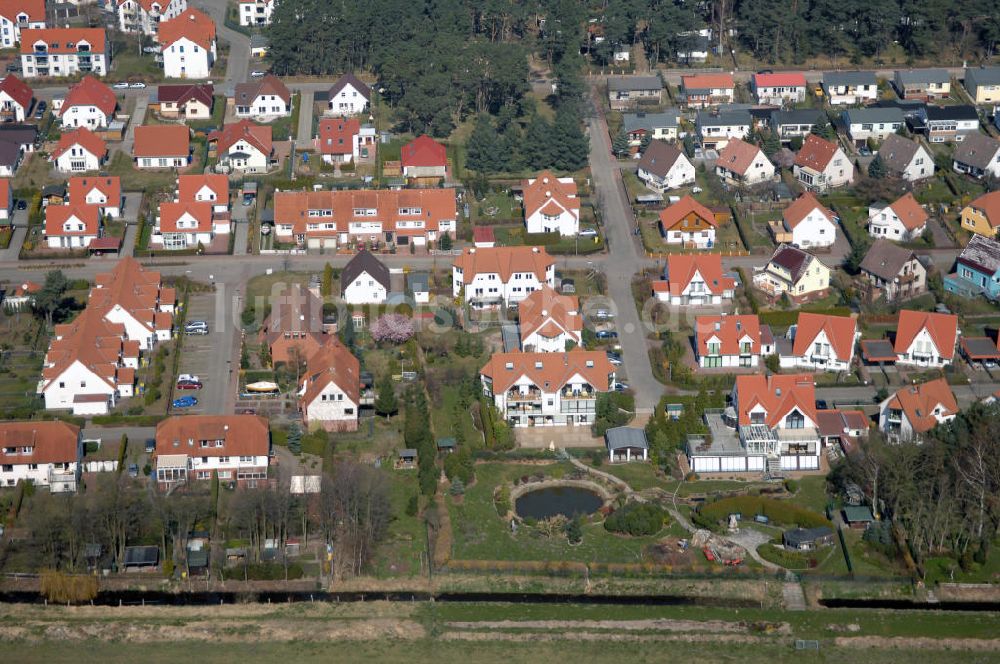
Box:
(445, 619), (789, 634)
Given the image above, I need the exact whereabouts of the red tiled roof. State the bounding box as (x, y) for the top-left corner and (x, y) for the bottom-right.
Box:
(68, 176), (121, 209)
(967, 191), (1000, 230)
(716, 138), (766, 176)
(155, 415), (269, 458)
(665, 254), (735, 296)
(783, 191), (835, 229)
(682, 73), (735, 90)
(886, 378), (958, 434)
(453, 246), (553, 284)
(210, 119), (271, 156)
(274, 188), (456, 236)
(753, 72), (807, 88)
(157, 83), (214, 108)
(12, 281), (41, 297)
(658, 195), (717, 231)
(158, 201), (213, 233)
(51, 127), (108, 161)
(0, 178), (8, 207)
(45, 204), (100, 237)
(518, 285), (582, 343)
(0, 73), (33, 112)
(794, 134), (839, 172)
(300, 338), (360, 408)
(695, 314), (760, 357)
(791, 313), (857, 362)
(0, 0), (45, 23)
(157, 7), (216, 50)
(400, 135), (446, 168)
(133, 124), (190, 159)
(0, 421), (79, 466)
(522, 170), (579, 221)
(735, 374), (816, 428)
(473, 226), (495, 243)
(893, 310), (958, 360)
(886, 192), (928, 231)
(177, 174), (228, 205)
(20, 28), (105, 55)
(60, 76), (116, 118)
(480, 349), (614, 394)
(317, 117), (360, 155)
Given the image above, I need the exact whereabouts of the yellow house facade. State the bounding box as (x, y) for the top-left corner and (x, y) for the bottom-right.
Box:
(752, 244), (831, 303)
(961, 193), (1000, 238)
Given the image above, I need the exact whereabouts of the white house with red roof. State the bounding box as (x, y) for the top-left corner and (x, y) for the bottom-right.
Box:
(56, 76), (116, 129)
(20, 28), (108, 78)
(158, 8), (216, 79)
(894, 310), (958, 368)
(153, 201), (219, 249)
(751, 72), (807, 105)
(177, 173), (229, 214)
(652, 254), (735, 306)
(45, 204), (101, 249)
(133, 124), (190, 169)
(210, 120), (272, 173)
(778, 313), (858, 372)
(715, 138), (775, 186)
(0, 74), (33, 122)
(879, 378), (957, 442)
(68, 176), (122, 218)
(316, 117), (376, 165)
(518, 285), (583, 352)
(782, 192), (837, 248)
(0, 421), (81, 492)
(793, 134), (854, 193)
(298, 340), (361, 431)
(868, 192), (928, 242)
(522, 171), (579, 236)
(51, 128), (107, 173)
(117, 0), (188, 36)
(154, 415), (269, 486)
(0, 0), (46, 49)
(695, 314), (774, 368)
(401, 135), (447, 179)
(452, 246), (555, 308)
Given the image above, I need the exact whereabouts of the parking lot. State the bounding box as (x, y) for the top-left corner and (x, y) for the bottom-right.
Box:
(171, 291), (233, 416)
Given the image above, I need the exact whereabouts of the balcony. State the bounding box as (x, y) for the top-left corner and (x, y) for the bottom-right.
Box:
(561, 387), (595, 400)
(507, 403), (542, 415)
(507, 389), (541, 403)
(886, 409), (902, 424)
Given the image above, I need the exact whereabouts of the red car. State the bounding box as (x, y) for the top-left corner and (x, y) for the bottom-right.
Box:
(176, 380), (203, 390)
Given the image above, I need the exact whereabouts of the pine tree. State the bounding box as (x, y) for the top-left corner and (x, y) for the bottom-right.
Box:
(639, 132), (652, 153)
(439, 233), (453, 250)
(762, 130), (781, 157)
(612, 127), (630, 157)
(375, 374), (398, 418)
(810, 114), (836, 141)
(287, 423), (302, 455)
(523, 113), (553, 170)
(338, 316), (356, 352)
(552, 106), (589, 171)
(321, 263), (333, 296)
(868, 154), (887, 179)
(466, 114), (501, 173)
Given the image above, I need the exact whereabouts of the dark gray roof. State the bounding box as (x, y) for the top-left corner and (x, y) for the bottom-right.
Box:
(329, 73), (371, 102)
(842, 505), (875, 522)
(341, 250), (390, 295)
(696, 109), (751, 127)
(123, 545), (159, 566)
(965, 67), (1000, 91)
(957, 234), (1000, 275)
(399, 448), (417, 459)
(605, 427), (648, 450)
(895, 69), (949, 85)
(876, 134), (923, 173)
(953, 132), (1000, 170)
(637, 140), (685, 178)
(0, 124), (38, 146)
(824, 71), (877, 88)
(860, 239), (917, 281)
(407, 271), (429, 293)
(0, 141), (20, 168)
(501, 324), (521, 352)
(608, 75), (662, 92)
(961, 336), (1000, 359)
(771, 109), (824, 127)
(870, 99), (926, 119)
(843, 107), (905, 125)
(622, 111), (679, 133)
(249, 34), (268, 48)
(783, 526), (833, 547)
(925, 105), (978, 121)
(43, 184), (67, 197)
(768, 244), (816, 283)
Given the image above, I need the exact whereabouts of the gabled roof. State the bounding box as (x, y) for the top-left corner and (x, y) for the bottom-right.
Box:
(133, 124), (190, 158)
(772, 109), (824, 127)
(155, 415), (269, 458)
(665, 254), (735, 296)
(20, 28), (105, 55)
(262, 283), (322, 348)
(956, 234), (1000, 276)
(518, 285), (582, 343)
(453, 246), (553, 284)
(893, 310), (958, 360)
(753, 72), (807, 88)
(274, 189), (456, 236)
(734, 374), (816, 428)
(622, 111), (679, 132)
(696, 109), (752, 127)
(859, 239), (919, 281)
(716, 138), (766, 176)
(301, 338), (360, 407)
(954, 132), (1000, 171)
(523, 170), (579, 220)
(964, 67), (1000, 89)
(884, 192), (928, 231)
(235, 74), (290, 106)
(178, 174), (229, 205)
(341, 250), (390, 294)
(895, 68), (950, 85)
(637, 140), (686, 179)
(695, 314), (760, 357)
(400, 135), (447, 168)
(816, 409), (868, 439)
(158, 201), (212, 233)
(967, 191), (1000, 230)
(210, 120), (272, 156)
(794, 134), (840, 172)
(658, 195), (716, 231)
(0, 74), (33, 111)
(45, 204), (100, 237)
(68, 176), (121, 207)
(844, 107), (905, 126)
(608, 75), (663, 92)
(768, 244), (821, 284)
(480, 349), (614, 394)
(682, 73), (735, 91)
(328, 73), (370, 102)
(51, 127), (108, 161)
(157, 7), (216, 50)
(0, 421), (79, 466)
(877, 134), (927, 174)
(90, 257), (171, 333)
(317, 117), (360, 155)
(59, 76), (116, 118)
(157, 83), (214, 108)
(0, 0), (45, 23)
(792, 313), (857, 361)
(783, 192), (835, 229)
(886, 378), (958, 433)
(823, 71), (877, 87)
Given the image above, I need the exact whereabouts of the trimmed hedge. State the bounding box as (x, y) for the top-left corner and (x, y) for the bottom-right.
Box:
(698, 496), (832, 529)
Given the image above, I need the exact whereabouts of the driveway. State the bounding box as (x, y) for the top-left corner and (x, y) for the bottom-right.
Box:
(295, 90), (315, 148)
(121, 192), (144, 222)
(0, 226), (26, 262)
(173, 290), (233, 415)
(193, 0), (250, 92)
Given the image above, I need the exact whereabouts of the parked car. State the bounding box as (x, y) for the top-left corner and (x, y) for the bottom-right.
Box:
(606, 352), (623, 366)
(595, 330), (618, 340)
(594, 309), (614, 320)
(112, 81), (129, 89)
(129, 82), (146, 89)
(142, 46), (161, 54)
(176, 380), (203, 390)
(613, 381), (629, 392)
(250, 70), (266, 78)
(15, 199), (26, 210)
(579, 228), (598, 238)
(184, 321), (208, 334)
(172, 396), (199, 408)
(144, 438), (156, 453)
(185, 327), (209, 335)
(177, 373), (199, 383)
(33, 102), (46, 120)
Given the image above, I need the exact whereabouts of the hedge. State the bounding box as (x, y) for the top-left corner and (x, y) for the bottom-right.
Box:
(698, 496), (832, 529)
(604, 502), (667, 536)
(758, 306), (853, 328)
(757, 542), (818, 569)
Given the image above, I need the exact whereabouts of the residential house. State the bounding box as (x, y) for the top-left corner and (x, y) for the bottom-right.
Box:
(714, 138), (775, 186)
(154, 415), (269, 486)
(0, 74), (33, 122)
(783, 527), (835, 551)
(893, 69), (951, 100)
(652, 253), (735, 306)
(607, 75), (663, 110)
(0, 421), (80, 492)
(944, 234), (1000, 300)
(452, 246), (555, 308)
(687, 374), (821, 474)
(260, 284), (325, 364)
(680, 73), (735, 108)
(316, 118), (375, 164)
(479, 350), (615, 427)
(816, 409), (869, 454)
(605, 427), (649, 463)
(158, 7), (216, 79)
(782, 192), (837, 249)
(400, 135), (447, 179)
(919, 105), (979, 143)
(133, 124), (190, 169)
(793, 134), (854, 192)
(622, 111), (679, 146)
(0, 124), (34, 176)
(960, 191), (1000, 239)
(518, 285), (582, 352)
(238, 0), (274, 26)
(859, 239), (926, 302)
(299, 339), (361, 431)
(843, 107), (905, 145)
(522, 170), (580, 236)
(327, 73), (370, 116)
(695, 109), (751, 150)
(778, 313), (857, 372)
(68, 176), (122, 218)
(86, 257), (175, 350)
(695, 314), (770, 368)
(57, 76), (116, 130)
(867, 192), (927, 242)
(894, 310), (958, 367)
(156, 83), (213, 119)
(0, 140), (17, 177)
(753, 244), (831, 303)
(408, 272), (430, 304)
(44, 204), (101, 249)
(210, 120), (272, 173)
(876, 134), (934, 182)
(3, 281), (41, 309)
(879, 378), (957, 442)
(51, 129), (107, 173)
(152, 201), (216, 250)
(963, 67), (1000, 104)
(752, 72), (807, 105)
(19, 28), (108, 78)
(234, 74), (291, 120)
(341, 250), (390, 304)
(636, 140), (695, 192)
(0, 177), (10, 222)
(0, 0), (45, 49)
(272, 188), (455, 249)
(770, 109), (825, 143)
(822, 71), (878, 105)
(676, 29), (711, 63)
(177, 173), (229, 213)
(657, 195), (718, 248)
(952, 132), (1000, 179)
(116, 0), (187, 35)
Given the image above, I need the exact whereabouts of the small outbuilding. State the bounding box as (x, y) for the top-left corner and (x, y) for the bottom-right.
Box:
(396, 448), (417, 469)
(605, 426), (649, 463)
(123, 545), (159, 570)
(842, 505), (876, 529)
(782, 526), (834, 551)
(436, 437), (456, 454)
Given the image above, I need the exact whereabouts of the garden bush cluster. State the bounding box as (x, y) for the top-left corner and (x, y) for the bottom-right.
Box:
(604, 502), (667, 536)
(697, 496), (831, 529)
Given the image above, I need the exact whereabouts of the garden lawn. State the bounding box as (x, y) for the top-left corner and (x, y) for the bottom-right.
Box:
(586, 461), (674, 492)
(790, 476), (829, 514)
(430, 385), (482, 448)
(474, 191), (520, 224)
(370, 469), (427, 577)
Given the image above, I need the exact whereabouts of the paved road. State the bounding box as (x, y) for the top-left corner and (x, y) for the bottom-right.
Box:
(0, 227), (26, 262)
(194, 0), (250, 93)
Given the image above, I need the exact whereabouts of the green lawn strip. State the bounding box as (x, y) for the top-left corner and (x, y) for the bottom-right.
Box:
(369, 469), (426, 578)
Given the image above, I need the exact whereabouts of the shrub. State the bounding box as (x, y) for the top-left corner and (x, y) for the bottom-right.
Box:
(405, 494), (419, 517)
(783, 479), (799, 493)
(698, 496), (831, 529)
(38, 570), (99, 604)
(604, 502), (667, 536)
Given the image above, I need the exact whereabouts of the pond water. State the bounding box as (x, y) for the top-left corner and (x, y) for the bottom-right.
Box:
(514, 486), (604, 520)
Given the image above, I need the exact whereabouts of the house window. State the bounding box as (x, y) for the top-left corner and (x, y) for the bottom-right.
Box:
(785, 411), (805, 429)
